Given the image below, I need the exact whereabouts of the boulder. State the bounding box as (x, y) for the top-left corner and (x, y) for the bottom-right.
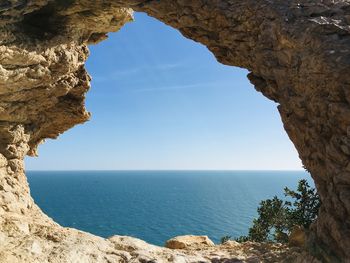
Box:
(165, 235), (214, 249)
(289, 226), (306, 247)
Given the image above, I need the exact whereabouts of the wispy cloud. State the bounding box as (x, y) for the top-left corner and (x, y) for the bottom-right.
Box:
(132, 81), (229, 93)
(152, 63), (181, 70)
(92, 62), (182, 82)
(109, 68), (141, 77)
(133, 83), (203, 92)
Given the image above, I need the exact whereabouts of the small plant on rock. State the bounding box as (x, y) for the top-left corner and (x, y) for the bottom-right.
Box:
(233, 179), (321, 243)
(220, 235), (232, 244)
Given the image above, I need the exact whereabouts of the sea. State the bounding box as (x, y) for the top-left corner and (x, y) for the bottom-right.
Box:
(27, 170), (311, 246)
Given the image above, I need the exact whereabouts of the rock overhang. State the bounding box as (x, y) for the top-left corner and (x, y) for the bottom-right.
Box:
(0, 1), (350, 262)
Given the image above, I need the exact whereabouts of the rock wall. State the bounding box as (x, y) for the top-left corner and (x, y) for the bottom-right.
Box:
(0, 0), (349, 262)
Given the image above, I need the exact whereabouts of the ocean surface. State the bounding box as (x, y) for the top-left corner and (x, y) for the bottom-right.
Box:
(27, 170), (311, 246)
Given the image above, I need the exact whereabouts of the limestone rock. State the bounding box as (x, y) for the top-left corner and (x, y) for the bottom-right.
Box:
(0, 0), (349, 262)
(289, 226), (306, 247)
(165, 235), (215, 249)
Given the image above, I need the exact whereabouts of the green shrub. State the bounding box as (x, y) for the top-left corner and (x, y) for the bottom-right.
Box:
(221, 179), (321, 243)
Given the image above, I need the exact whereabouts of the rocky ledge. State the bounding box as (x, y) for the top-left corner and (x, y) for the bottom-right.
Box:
(0, 228), (317, 263)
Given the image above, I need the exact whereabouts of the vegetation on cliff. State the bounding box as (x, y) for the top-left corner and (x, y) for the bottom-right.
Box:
(222, 179), (320, 244)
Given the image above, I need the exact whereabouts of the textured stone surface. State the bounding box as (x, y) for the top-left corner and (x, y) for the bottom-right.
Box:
(289, 226), (306, 248)
(0, 231), (315, 263)
(0, 0), (349, 262)
(165, 235), (215, 249)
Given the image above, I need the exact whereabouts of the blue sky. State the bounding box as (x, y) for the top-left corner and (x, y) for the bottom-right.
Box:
(25, 13), (302, 170)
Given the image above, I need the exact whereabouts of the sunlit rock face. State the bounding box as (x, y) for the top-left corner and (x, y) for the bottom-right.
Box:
(0, 0), (349, 262)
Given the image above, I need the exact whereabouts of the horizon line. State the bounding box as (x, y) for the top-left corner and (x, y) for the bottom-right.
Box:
(26, 169), (306, 172)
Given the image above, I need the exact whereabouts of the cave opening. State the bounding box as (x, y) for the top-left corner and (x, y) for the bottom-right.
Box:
(2, 1), (349, 261)
(25, 12), (309, 246)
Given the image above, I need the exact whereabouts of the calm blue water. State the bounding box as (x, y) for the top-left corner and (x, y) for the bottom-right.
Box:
(27, 170), (310, 246)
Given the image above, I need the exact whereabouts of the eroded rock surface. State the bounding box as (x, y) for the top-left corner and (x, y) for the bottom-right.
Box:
(0, 0), (350, 262)
(165, 235), (215, 249)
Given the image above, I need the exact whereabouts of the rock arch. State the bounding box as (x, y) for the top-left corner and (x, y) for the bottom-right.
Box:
(0, 1), (349, 262)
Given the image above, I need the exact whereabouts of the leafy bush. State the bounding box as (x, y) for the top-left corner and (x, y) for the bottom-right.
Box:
(222, 179), (321, 243)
